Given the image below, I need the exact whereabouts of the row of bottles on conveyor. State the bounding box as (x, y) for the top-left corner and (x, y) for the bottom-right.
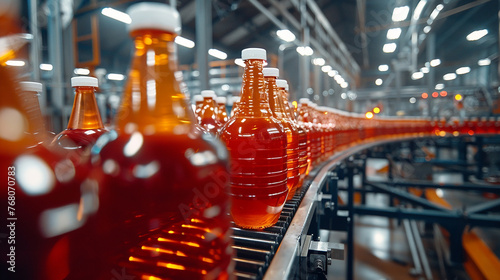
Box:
(1, 1), (499, 279)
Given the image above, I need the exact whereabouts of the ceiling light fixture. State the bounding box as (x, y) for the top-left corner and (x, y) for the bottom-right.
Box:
(392, 6), (410, 22)
(430, 58), (441, 67)
(378, 64), (389, 71)
(383, 43), (397, 53)
(387, 28), (402, 40)
(277, 29), (296, 42)
(466, 29), (488, 41)
(208, 48), (227, 60)
(101, 7), (131, 24)
(107, 73), (125, 81)
(455, 66), (471, 75)
(174, 36), (195, 48)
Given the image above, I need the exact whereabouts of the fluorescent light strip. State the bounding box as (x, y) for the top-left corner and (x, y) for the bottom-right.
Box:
(411, 72), (424, 80)
(478, 58), (491, 66)
(101, 7), (131, 24)
(174, 36), (195, 48)
(443, 73), (457, 81)
(277, 29), (296, 42)
(387, 28), (402, 40)
(430, 58), (441, 67)
(466, 29), (488, 41)
(6, 60), (25, 66)
(107, 73), (125, 81)
(392, 6), (410, 22)
(413, 0), (427, 20)
(40, 63), (53, 71)
(312, 58), (325, 66)
(208, 48), (227, 60)
(234, 58), (245, 67)
(435, 83), (445, 90)
(321, 65), (332, 72)
(383, 43), (397, 53)
(455, 66), (470, 75)
(375, 78), (383, 86)
(378, 64), (389, 71)
(74, 68), (90, 75)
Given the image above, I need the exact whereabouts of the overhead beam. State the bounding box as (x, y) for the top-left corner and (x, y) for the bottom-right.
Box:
(356, 0), (369, 69)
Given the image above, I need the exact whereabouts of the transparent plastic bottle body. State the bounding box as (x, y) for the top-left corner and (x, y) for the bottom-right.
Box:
(279, 88), (308, 188)
(198, 96), (222, 134)
(0, 51), (87, 280)
(267, 76), (299, 200)
(217, 102), (228, 126)
(18, 84), (54, 147)
(219, 59), (288, 229)
(51, 85), (107, 169)
(82, 29), (233, 279)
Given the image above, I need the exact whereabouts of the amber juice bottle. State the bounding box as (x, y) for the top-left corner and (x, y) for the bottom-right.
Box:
(81, 3), (233, 279)
(218, 48), (288, 229)
(264, 69), (299, 200)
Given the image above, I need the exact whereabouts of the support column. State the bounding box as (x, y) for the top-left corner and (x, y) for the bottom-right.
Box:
(47, 0), (64, 131)
(196, 0), (212, 91)
(346, 160), (355, 280)
(298, 0), (310, 100)
(427, 34), (436, 117)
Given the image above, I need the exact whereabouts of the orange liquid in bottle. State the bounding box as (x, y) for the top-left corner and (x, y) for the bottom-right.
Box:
(51, 80), (107, 167)
(216, 97), (229, 126)
(0, 40), (88, 280)
(82, 4), (233, 279)
(198, 91), (222, 135)
(298, 101), (319, 168)
(218, 49), (288, 229)
(193, 95), (204, 119)
(277, 80), (308, 188)
(266, 71), (299, 200)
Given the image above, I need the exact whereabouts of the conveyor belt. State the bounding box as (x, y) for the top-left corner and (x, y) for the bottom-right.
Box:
(231, 181), (312, 280)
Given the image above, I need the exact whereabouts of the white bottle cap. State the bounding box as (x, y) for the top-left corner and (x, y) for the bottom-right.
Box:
(276, 79), (287, 89)
(241, 48), (266, 61)
(489, 116), (495, 121)
(193, 95), (203, 102)
(285, 84), (289, 91)
(480, 116), (487, 121)
(216, 96), (227, 104)
(127, 2), (181, 34)
(201, 90), (216, 98)
(20, 81), (42, 93)
(299, 98), (310, 104)
(263, 68), (279, 77)
(71, 76), (98, 87)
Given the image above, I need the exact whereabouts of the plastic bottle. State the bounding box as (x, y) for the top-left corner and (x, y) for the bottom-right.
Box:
(19, 81), (53, 146)
(216, 96), (229, 126)
(218, 48), (288, 229)
(265, 69), (299, 200)
(0, 43), (89, 280)
(230, 96), (241, 117)
(51, 77), (107, 166)
(276, 79), (309, 188)
(193, 94), (204, 117)
(82, 3), (233, 279)
(198, 90), (221, 134)
(298, 99), (320, 168)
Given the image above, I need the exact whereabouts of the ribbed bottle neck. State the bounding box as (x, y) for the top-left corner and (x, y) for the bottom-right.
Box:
(19, 90), (45, 134)
(238, 59), (272, 118)
(115, 29), (195, 133)
(266, 77), (286, 120)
